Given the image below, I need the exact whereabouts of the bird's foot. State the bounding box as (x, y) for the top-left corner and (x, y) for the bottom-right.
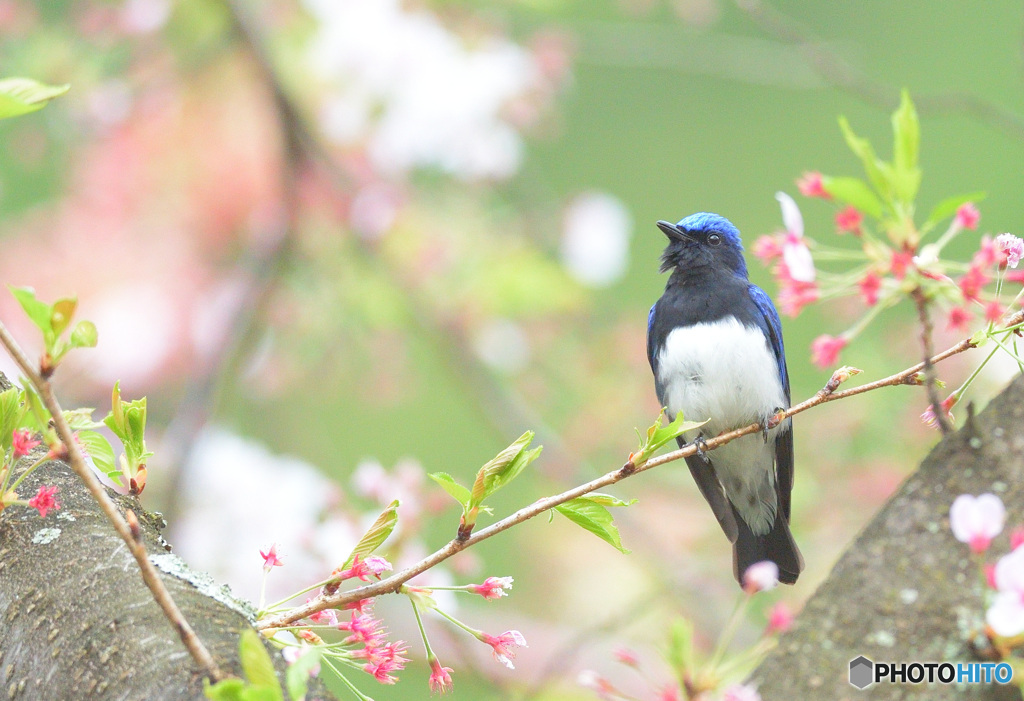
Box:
(761, 407), (787, 443)
(692, 434), (711, 464)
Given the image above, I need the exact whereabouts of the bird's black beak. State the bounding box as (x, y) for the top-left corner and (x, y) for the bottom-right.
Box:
(657, 220), (692, 243)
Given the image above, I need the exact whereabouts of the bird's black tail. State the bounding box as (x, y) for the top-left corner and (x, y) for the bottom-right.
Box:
(732, 505), (803, 586)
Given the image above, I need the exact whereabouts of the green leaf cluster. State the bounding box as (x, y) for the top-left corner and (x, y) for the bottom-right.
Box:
(631, 408), (707, 468)
(825, 90), (989, 246)
(9, 287), (98, 369)
(429, 431), (542, 534)
(104, 381), (153, 490)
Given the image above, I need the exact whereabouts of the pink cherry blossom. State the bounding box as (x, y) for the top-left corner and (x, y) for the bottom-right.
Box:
(834, 206), (862, 234)
(338, 611), (386, 647)
(742, 560), (779, 593)
(946, 306), (972, 333)
(260, 543), (283, 571)
(890, 250), (914, 280)
(796, 171), (829, 199)
(752, 235), (783, 264)
(1011, 527), (1024, 551)
(28, 485), (60, 517)
(985, 301), (1005, 324)
(480, 630), (527, 669)
(974, 235), (1001, 268)
(337, 554), (393, 582)
(776, 264), (819, 317)
(950, 493), (1005, 553)
(858, 272), (881, 306)
(996, 233), (1024, 269)
(766, 601), (794, 634)
(810, 335), (847, 369)
(921, 394), (957, 429)
(361, 641), (409, 684)
(987, 547), (1024, 637)
(775, 192), (815, 283)
(307, 604), (338, 626)
(11, 429), (41, 459)
(955, 202), (980, 230)
(428, 657), (453, 694)
(470, 576), (514, 600)
(958, 264), (990, 302)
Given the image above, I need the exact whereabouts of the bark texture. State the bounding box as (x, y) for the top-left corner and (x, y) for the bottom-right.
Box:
(752, 375), (1024, 700)
(0, 378), (333, 700)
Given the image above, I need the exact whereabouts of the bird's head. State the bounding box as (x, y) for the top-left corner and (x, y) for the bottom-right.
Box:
(657, 212), (748, 278)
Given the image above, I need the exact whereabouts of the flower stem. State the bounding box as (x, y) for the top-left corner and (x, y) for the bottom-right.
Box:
(707, 591), (751, 673)
(4, 453), (51, 496)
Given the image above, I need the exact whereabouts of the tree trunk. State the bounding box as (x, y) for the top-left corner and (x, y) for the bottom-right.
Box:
(0, 371), (332, 700)
(752, 375), (1024, 700)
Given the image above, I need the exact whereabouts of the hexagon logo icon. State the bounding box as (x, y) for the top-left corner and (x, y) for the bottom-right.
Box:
(849, 656), (874, 690)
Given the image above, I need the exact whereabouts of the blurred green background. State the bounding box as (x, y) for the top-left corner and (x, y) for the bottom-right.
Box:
(0, 0), (1021, 698)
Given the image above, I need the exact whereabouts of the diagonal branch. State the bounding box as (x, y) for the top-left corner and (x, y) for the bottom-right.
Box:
(0, 321), (224, 682)
(255, 317), (1004, 631)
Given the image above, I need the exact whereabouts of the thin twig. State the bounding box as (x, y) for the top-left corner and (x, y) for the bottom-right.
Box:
(0, 322), (225, 681)
(911, 287), (952, 434)
(256, 324), (991, 631)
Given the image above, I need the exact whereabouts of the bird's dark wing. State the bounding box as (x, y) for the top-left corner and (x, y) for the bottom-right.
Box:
(683, 451), (739, 543)
(747, 284), (794, 520)
(646, 302), (658, 375)
(747, 285), (789, 400)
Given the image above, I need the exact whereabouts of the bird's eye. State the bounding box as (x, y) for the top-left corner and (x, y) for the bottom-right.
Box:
(707, 233), (722, 246)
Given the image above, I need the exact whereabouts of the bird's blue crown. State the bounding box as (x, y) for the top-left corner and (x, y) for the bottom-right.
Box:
(675, 212), (744, 250)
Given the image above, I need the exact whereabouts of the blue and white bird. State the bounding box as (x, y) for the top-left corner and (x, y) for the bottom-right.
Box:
(647, 212), (803, 585)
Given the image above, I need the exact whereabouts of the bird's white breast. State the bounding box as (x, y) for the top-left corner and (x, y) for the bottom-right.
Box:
(657, 316), (787, 434)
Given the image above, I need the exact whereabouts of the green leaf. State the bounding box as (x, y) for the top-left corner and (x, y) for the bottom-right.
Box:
(0, 387), (23, 451)
(554, 494), (634, 553)
(50, 298), (77, 337)
(77, 430), (118, 484)
(69, 320), (98, 349)
(582, 493), (638, 508)
(632, 409), (707, 468)
(104, 382), (125, 437)
(19, 383), (50, 433)
(470, 432), (539, 507)
(482, 445), (541, 500)
(891, 90), (919, 176)
(924, 192), (986, 229)
(9, 286), (53, 340)
(428, 472), (471, 508)
(838, 116), (892, 201)
(666, 618), (696, 677)
(344, 499), (399, 568)
(63, 408), (103, 431)
(238, 629), (281, 691)
(0, 78), (69, 120)
(284, 648), (323, 701)
(821, 176), (884, 219)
